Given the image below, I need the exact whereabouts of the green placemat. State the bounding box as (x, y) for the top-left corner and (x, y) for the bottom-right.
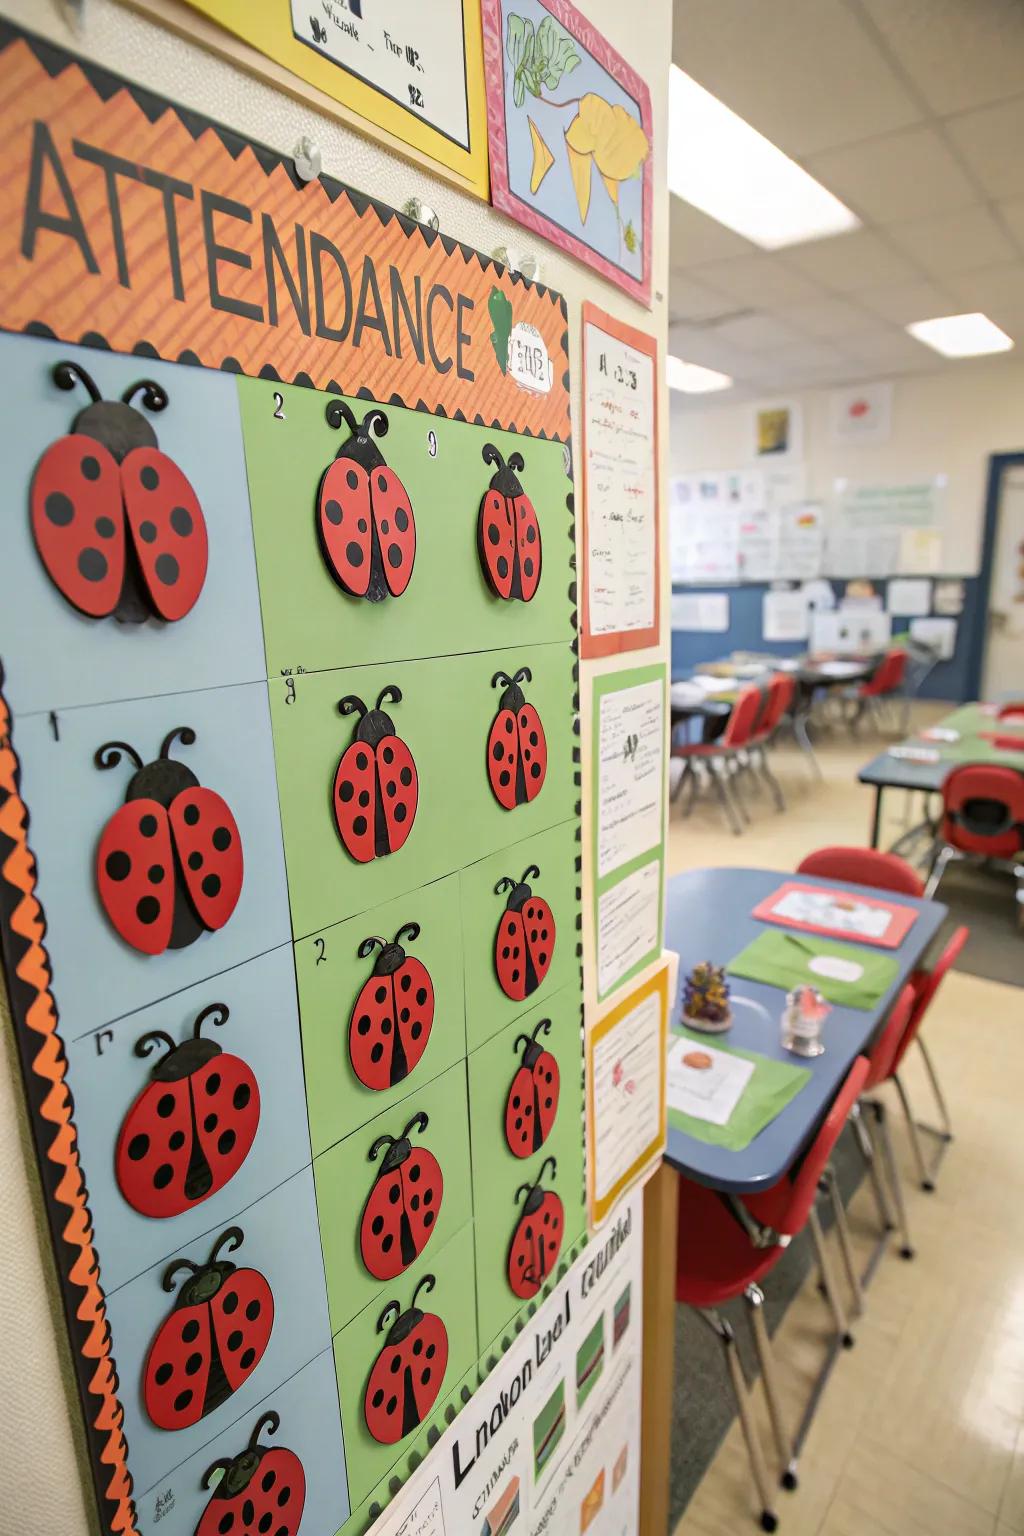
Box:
(905, 704), (1024, 770)
(667, 1028), (810, 1150)
(728, 929), (899, 1009)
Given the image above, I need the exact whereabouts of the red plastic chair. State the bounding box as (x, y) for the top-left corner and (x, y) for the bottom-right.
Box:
(888, 925), (969, 1189)
(849, 984), (919, 1260)
(672, 684), (764, 835)
(744, 674), (797, 812)
(675, 1057), (869, 1529)
(925, 762), (1024, 895)
(796, 846), (923, 898)
(997, 701), (1024, 721)
(849, 648), (909, 735)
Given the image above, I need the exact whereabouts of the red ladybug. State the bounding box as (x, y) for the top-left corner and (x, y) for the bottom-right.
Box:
(349, 923), (434, 1091)
(507, 1157), (564, 1300)
(359, 1111), (443, 1281)
(478, 444), (542, 602)
(505, 1019), (560, 1159)
(317, 401), (415, 602)
(196, 1411), (305, 1536)
(95, 727), (243, 956)
(488, 667), (548, 810)
(31, 360), (207, 623)
(143, 1227), (273, 1431)
(493, 866), (556, 1002)
(333, 687), (418, 863)
(364, 1275), (448, 1445)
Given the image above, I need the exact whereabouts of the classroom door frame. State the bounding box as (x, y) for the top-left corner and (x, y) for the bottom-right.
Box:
(968, 450), (1024, 699)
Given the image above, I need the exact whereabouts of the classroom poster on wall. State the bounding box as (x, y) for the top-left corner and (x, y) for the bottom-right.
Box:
(581, 304), (659, 656)
(587, 966), (667, 1224)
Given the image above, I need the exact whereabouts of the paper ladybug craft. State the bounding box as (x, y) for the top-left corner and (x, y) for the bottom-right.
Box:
(505, 1019), (560, 1159)
(488, 668), (548, 810)
(478, 443), (542, 602)
(359, 1110), (443, 1281)
(507, 1157), (564, 1301)
(115, 1002), (259, 1219)
(317, 401), (416, 602)
(333, 687), (418, 863)
(195, 1411), (305, 1536)
(95, 727), (243, 956)
(349, 923), (434, 1091)
(31, 360), (208, 623)
(143, 1226), (273, 1431)
(493, 865), (556, 1002)
(364, 1275), (449, 1445)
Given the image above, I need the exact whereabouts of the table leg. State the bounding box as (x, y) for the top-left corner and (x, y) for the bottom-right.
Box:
(869, 786), (883, 849)
(640, 1161), (678, 1536)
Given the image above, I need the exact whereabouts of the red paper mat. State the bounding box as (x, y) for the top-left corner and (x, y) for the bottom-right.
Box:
(752, 881), (919, 949)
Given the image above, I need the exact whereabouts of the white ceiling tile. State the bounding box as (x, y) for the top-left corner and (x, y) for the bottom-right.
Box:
(666, 323), (762, 381)
(857, 280), (959, 325)
(997, 199), (1024, 250)
(669, 197), (756, 266)
(667, 275), (735, 324)
(806, 127), (977, 224)
(683, 253), (825, 308)
(886, 205), (1018, 277)
(841, 327), (935, 367)
(768, 340), (849, 371)
(775, 296), (874, 339)
(947, 262), (1024, 312)
(860, 0), (1024, 116)
(709, 314), (803, 352)
(945, 96), (1024, 200)
(785, 230), (919, 292)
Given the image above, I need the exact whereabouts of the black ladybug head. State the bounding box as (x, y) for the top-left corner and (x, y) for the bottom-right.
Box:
(376, 1274), (436, 1346)
(359, 923), (420, 977)
(515, 1156), (557, 1219)
(202, 1411), (281, 1500)
(133, 1002), (229, 1082)
(326, 399), (390, 472)
(514, 1018), (552, 1072)
(53, 360), (167, 462)
(493, 667), (532, 713)
(495, 864), (540, 913)
(368, 1111), (428, 1177)
(95, 726), (199, 806)
(338, 686), (403, 748)
(163, 1227), (244, 1308)
(482, 443), (526, 498)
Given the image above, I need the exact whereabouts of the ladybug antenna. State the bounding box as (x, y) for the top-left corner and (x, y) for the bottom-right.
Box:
(538, 1154), (558, 1184)
(134, 1030), (176, 1062)
(159, 725), (196, 760)
(514, 1180), (533, 1207)
(94, 740), (144, 772)
(508, 451), (525, 473)
(368, 1133), (396, 1162)
(52, 360), (102, 404)
(495, 876), (517, 895)
(193, 1002), (229, 1038)
(394, 921), (420, 945)
(162, 1255), (200, 1293)
(361, 408), (389, 440)
(247, 1410), (281, 1451)
(325, 398), (359, 433)
(201, 1456), (233, 1491)
(533, 1018), (553, 1043)
(357, 936), (387, 959)
(411, 1273), (436, 1310)
(337, 694), (367, 718)
(401, 1110), (429, 1140)
(121, 379), (168, 413)
(482, 443), (506, 471)
(521, 864), (541, 883)
(208, 1226), (244, 1265)
(491, 671), (513, 689)
(513, 1031), (532, 1054)
(376, 1299), (402, 1335)
(375, 685), (402, 710)
(513, 667), (533, 685)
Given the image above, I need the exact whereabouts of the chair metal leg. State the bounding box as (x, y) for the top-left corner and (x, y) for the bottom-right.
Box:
(757, 749), (786, 812)
(794, 709), (824, 781)
(698, 1309), (779, 1532)
(917, 1037), (953, 1142)
(850, 1100), (894, 1233)
(868, 1100), (915, 1260)
(893, 1072), (935, 1192)
(744, 1283), (798, 1491)
(709, 761), (743, 836)
(923, 843), (956, 899)
(807, 1204), (854, 1348)
(726, 759), (753, 824)
(821, 1166), (864, 1318)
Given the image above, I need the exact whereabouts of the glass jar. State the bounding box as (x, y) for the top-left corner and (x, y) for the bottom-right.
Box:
(781, 985), (829, 1057)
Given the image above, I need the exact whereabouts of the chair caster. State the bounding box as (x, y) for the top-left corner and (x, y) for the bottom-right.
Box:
(900, 1245), (915, 1260)
(781, 1466), (798, 1491)
(841, 1331), (855, 1349)
(922, 1180), (935, 1193)
(760, 1511), (779, 1533)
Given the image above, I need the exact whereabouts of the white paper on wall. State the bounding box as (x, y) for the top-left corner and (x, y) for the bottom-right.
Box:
(671, 592), (730, 632)
(909, 616), (958, 660)
(887, 579), (932, 617)
(763, 588), (809, 642)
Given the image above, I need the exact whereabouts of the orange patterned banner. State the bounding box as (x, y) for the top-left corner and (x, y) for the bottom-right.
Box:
(0, 28), (570, 439)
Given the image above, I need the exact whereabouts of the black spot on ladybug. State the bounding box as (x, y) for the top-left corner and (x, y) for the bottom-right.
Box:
(228, 1329), (243, 1351)
(242, 1501), (254, 1527)
(95, 516), (116, 539)
(372, 1388), (384, 1408)
(413, 1338), (423, 1355)
(139, 520), (157, 543)
(140, 814), (158, 837)
(170, 506), (193, 537)
(382, 746), (394, 764)
(262, 1470), (277, 1492)
(188, 851), (203, 871)
(148, 864), (165, 884)
(258, 1513), (273, 1534)
(357, 1014), (371, 1036)
(492, 742), (504, 761)
(206, 1073), (222, 1094)
(339, 780), (354, 802)
(395, 508), (410, 532)
(346, 470), (359, 490)
(185, 1351), (203, 1376)
(202, 874), (221, 898)
(411, 1022), (422, 1039)
(346, 541), (364, 567)
(105, 850), (130, 882)
(526, 525), (537, 544)
(421, 1368), (432, 1386)
(182, 1318), (201, 1341)
(222, 1292), (238, 1314)
(370, 1043), (384, 1063)
(157, 1094), (175, 1118)
(496, 556), (509, 579)
(399, 1007), (410, 1023)
(394, 804), (407, 823)
(353, 815), (368, 836)
(136, 896), (160, 925)
(388, 1184), (401, 1204)
(358, 789), (371, 807)
(499, 770), (511, 787)
(426, 1343), (436, 1358)
(531, 763), (542, 779)
(128, 1134), (149, 1160)
(374, 985), (388, 1004)
(502, 946), (510, 959)
(155, 553), (179, 585)
(45, 491), (74, 526)
(357, 517), (368, 533)
(385, 781), (397, 798)
(140, 465), (160, 491)
(487, 523), (500, 546)
(173, 1388), (192, 1413)
(389, 1355), (401, 1374)
(380, 519), (390, 536)
(511, 968), (519, 983)
(381, 1019), (392, 1034)
(79, 548), (108, 583)
(212, 826), (232, 851)
(371, 1214), (384, 1235)
(245, 1299), (260, 1320)
(400, 766), (413, 787)
(325, 499), (343, 524)
(155, 1362), (173, 1385)
(387, 544), (403, 568)
(381, 1232), (393, 1251)
(81, 456), (101, 481)
(540, 928), (548, 940)
(523, 558), (534, 579)
(415, 986), (428, 1005)
(169, 1129), (186, 1151)
(386, 1395), (398, 1415)
(410, 1193), (420, 1211)
(233, 1082), (251, 1110)
(355, 752), (368, 771)
(423, 1210), (435, 1228)
(218, 1511), (233, 1534)
(400, 974), (411, 992)
(529, 730), (539, 746)
(408, 1163), (421, 1183)
(504, 718), (515, 734)
(377, 474), (388, 492)
(538, 951), (547, 965)
(183, 803), (200, 826)
(217, 1129), (236, 1156)
(204, 1112), (218, 1133)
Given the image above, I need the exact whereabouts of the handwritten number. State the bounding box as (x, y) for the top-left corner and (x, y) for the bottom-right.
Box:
(284, 676), (296, 705)
(314, 937), (326, 965)
(273, 392), (286, 420)
(427, 430), (437, 458)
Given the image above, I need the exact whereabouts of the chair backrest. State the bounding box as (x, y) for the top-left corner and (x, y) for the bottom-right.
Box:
(862, 648), (907, 697)
(892, 925), (969, 1075)
(775, 1056), (870, 1236)
(796, 845), (924, 897)
(997, 701), (1024, 721)
(862, 983), (917, 1091)
(721, 684), (763, 749)
(941, 763), (1024, 858)
(757, 673), (796, 738)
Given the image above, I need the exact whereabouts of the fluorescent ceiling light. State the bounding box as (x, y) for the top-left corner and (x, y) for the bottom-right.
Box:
(668, 66), (860, 249)
(667, 356), (733, 394)
(906, 312), (1013, 358)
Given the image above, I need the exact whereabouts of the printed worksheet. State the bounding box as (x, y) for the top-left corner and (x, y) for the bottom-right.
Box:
(597, 680), (664, 878)
(667, 1038), (755, 1127)
(592, 989), (663, 1201)
(772, 886), (893, 939)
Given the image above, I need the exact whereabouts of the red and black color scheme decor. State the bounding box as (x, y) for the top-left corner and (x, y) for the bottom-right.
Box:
(143, 1227), (274, 1430)
(359, 1110), (443, 1281)
(504, 1020), (560, 1159)
(31, 361), (208, 623)
(487, 668), (548, 810)
(493, 866), (556, 1002)
(316, 402), (416, 603)
(363, 1275), (448, 1446)
(507, 1157), (564, 1300)
(115, 1002), (259, 1218)
(349, 924), (434, 1090)
(332, 688), (418, 864)
(478, 445), (542, 602)
(194, 1411), (305, 1536)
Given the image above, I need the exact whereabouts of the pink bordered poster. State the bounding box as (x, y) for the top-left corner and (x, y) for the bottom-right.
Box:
(752, 883), (919, 950)
(481, 0), (653, 304)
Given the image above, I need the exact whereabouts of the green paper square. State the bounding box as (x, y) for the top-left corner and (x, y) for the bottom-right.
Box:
(533, 1378), (566, 1478)
(575, 1316), (605, 1408)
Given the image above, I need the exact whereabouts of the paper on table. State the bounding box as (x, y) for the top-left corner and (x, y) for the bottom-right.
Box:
(597, 679), (664, 879)
(692, 672), (738, 692)
(772, 887), (893, 940)
(597, 858), (661, 998)
(667, 1037), (755, 1127)
(592, 988), (663, 1200)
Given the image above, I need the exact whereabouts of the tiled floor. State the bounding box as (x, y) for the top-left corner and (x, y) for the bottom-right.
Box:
(668, 706), (1024, 1536)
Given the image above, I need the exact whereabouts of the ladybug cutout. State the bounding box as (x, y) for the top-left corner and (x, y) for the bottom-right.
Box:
(95, 727), (244, 956)
(493, 865), (556, 1002)
(333, 687), (418, 863)
(349, 923), (435, 1090)
(317, 401), (416, 602)
(507, 1156), (564, 1300)
(505, 1019), (560, 1159)
(143, 1226), (274, 1431)
(488, 668), (548, 810)
(195, 1411), (305, 1536)
(115, 1002), (260, 1219)
(364, 1275), (449, 1445)
(478, 443), (542, 602)
(359, 1110), (444, 1281)
(31, 360), (208, 623)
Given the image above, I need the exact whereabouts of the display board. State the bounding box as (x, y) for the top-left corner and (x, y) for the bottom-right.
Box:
(0, 23), (585, 1536)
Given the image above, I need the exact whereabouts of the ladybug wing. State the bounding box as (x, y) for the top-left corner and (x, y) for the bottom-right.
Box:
(224, 1448), (305, 1536)
(522, 897), (556, 992)
(360, 1172), (408, 1281)
(96, 799), (175, 956)
(394, 955), (434, 1080)
(333, 742), (377, 863)
(401, 1150), (443, 1259)
(350, 974), (401, 1091)
(122, 446), (208, 621)
(376, 738), (418, 854)
(488, 708), (521, 810)
(409, 1312), (449, 1425)
(534, 1051), (560, 1143)
(505, 1063), (539, 1158)
(365, 1343), (411, 1445)
(31, 435), (125, 617)
(192, 1054), (260, 1199)
(495, 912), (527, 1002)
(116, 1078), (194, 1218)
(143, 1303), (211, 1429)
(369, 467), (416, 597)
(517, 702), (548, 802)
(479, 489), (515, 599)
(318, 457), (373, 598)
(512, 493), (542, 601)
(536, 1192), (564, 1282)
(211, 1267), (274, 1393)
(169, 787), (244, 932)
(508, 1212), (541, 1299)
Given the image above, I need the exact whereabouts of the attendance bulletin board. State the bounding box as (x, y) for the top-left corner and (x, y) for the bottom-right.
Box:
(0, 21), (585, 1536)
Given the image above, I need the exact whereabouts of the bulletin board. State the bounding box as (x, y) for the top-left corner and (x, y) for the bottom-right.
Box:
(0, 22), (585, 1536)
